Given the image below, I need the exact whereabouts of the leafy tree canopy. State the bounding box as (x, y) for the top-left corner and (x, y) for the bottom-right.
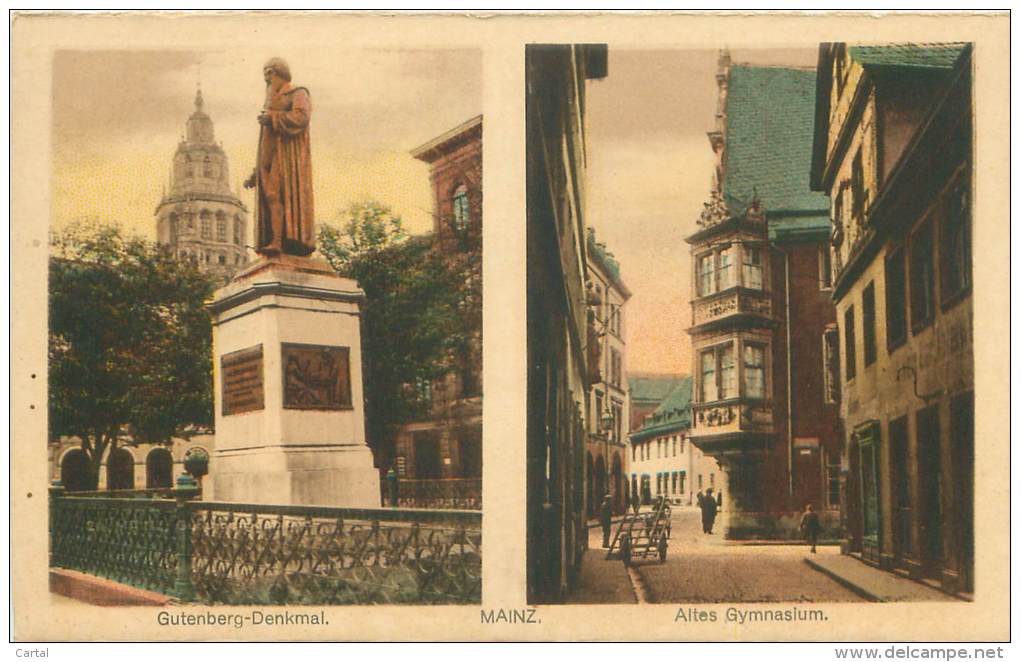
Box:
(49, 220), (216, 489)
(319, 202), (475, 468)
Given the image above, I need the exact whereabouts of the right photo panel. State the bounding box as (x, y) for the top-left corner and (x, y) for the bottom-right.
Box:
(526, 44), (973, 606)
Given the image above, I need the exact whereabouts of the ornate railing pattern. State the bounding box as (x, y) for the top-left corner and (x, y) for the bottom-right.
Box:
(49, 485), (481, 605)
(394, 478), (481, 510)
(50, 495), (179, 595)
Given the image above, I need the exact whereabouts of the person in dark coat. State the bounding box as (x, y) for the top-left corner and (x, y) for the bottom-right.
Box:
(696, 490), (704, 508)
(701, 487), (718, 534)
(800, 503), (822, 553)
(630, 488), (640, 514)
(599, 495), (614, 548)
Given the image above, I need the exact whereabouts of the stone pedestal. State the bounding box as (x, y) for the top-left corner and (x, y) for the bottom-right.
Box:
(206, 255), (380, 508)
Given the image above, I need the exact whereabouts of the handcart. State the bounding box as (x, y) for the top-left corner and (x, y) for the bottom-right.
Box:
(606, 496), (671, 565)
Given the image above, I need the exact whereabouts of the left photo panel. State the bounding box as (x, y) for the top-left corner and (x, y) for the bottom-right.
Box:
(47, 47), (482, 605)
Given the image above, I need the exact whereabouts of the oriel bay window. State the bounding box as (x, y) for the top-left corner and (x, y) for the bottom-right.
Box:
(697, 242), (767, 298)
(699, 342), (736, 403)
(741, 244), (763, 290)
(695, 245), (735, 297)
(743, 343), (766, 399)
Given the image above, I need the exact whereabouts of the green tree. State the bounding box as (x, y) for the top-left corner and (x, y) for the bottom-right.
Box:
(319, 202), (470, 469)
(49, 221), (216, 490)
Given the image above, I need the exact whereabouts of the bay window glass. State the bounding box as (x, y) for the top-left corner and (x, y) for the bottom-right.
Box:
(743, 344), (765, 398)
(700, 350), (717, 402)
(697, 254), (715, 296)
(717, 247), (734, 290)
(742, 245), (763, 289)
(719, 344), (735, 399)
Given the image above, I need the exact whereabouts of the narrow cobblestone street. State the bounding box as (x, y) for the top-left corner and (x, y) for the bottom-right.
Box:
(579, 507), (866, 604)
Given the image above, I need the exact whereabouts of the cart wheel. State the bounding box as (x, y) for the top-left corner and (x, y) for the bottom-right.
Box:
(621, 534), (632, 567)
(658, 535), (667, 563)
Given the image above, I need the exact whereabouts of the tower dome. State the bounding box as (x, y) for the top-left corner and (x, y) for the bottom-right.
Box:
(155, 87), (249, 281)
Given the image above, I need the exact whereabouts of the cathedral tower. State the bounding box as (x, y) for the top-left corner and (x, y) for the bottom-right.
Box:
(155, 88), (249, 279)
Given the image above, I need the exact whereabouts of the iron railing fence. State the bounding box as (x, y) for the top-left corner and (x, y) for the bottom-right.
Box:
(49, 481), (481, 605)
(391, 478), (481, 510)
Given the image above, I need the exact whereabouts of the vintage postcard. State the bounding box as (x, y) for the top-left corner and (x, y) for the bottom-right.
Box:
(9, 10), (1011, 647)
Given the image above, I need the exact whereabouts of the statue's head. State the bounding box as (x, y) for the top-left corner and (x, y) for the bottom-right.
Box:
(263, 57), (292, 84)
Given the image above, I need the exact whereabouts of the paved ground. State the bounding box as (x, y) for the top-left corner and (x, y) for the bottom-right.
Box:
(580, 508), (866, 604)
(804, 553), (958, 602)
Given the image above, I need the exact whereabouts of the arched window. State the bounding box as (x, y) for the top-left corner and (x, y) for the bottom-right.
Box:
(234, 216), (243, 245)
(218, 254), (226, 265)
(145, 448), (173, 489)
(452, 184), (470, 230)
(107, 448), (135, 490)
(216, 212), (227, 242)
(203, 155), (213, 178)
(60, 449), (90, 493)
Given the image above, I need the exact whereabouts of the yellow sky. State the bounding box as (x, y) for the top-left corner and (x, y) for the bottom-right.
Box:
(51, 48), (481, 242)
(586, 48), (817, 375)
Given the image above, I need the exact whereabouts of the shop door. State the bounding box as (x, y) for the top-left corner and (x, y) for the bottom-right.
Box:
(889, 416), (913, 564)
(916, 405), (943, 576)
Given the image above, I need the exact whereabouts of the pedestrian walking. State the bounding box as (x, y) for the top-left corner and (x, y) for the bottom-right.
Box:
(701, 487), (718, 534)
(599, 495), (613, 548)
(716, 490), (723, 509)
(696, 490), (704, 508)
(800, 503), (822, 553)
(630, 488), (640, 514)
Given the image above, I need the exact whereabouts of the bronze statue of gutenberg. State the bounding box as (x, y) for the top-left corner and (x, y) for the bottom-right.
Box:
(244, 57), (315, 257)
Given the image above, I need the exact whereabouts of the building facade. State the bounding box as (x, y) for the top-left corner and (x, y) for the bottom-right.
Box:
(810, 43), (973, 595)
(155, 89), (249, 280)
(526, 43), (607, 603)
(685, 51), (842, 539)
(391, 117), (483, 488)
(628, 377), (716, 507)
(584, 228), (631, 517)
(50, 434), (213, 492)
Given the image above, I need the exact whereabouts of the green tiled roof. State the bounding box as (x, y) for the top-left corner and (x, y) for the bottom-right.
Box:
(767, 212), (831, 242)
(848, 43), (968, 70)
(723, 65), (830, 216)
(631, 377), (692, 441)
(628, 374), (687, 403)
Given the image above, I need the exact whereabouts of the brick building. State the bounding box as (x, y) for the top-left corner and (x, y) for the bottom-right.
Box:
(685, 51), (842, 539)
(810, 43), (973, 595)
(391, 116), (483, 486)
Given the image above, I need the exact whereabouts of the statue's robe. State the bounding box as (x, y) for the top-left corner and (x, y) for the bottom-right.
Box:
(256, 82), (315, 256)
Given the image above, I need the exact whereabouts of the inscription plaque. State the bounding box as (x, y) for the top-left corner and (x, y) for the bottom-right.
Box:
(282, 343), (352, 410)
(221, 344), (265, 416)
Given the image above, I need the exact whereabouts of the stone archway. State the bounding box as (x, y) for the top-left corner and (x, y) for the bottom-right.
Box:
(60, 449), (90, 493)
(107, 448), (135, 490)
(146, 448), (174, 489)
